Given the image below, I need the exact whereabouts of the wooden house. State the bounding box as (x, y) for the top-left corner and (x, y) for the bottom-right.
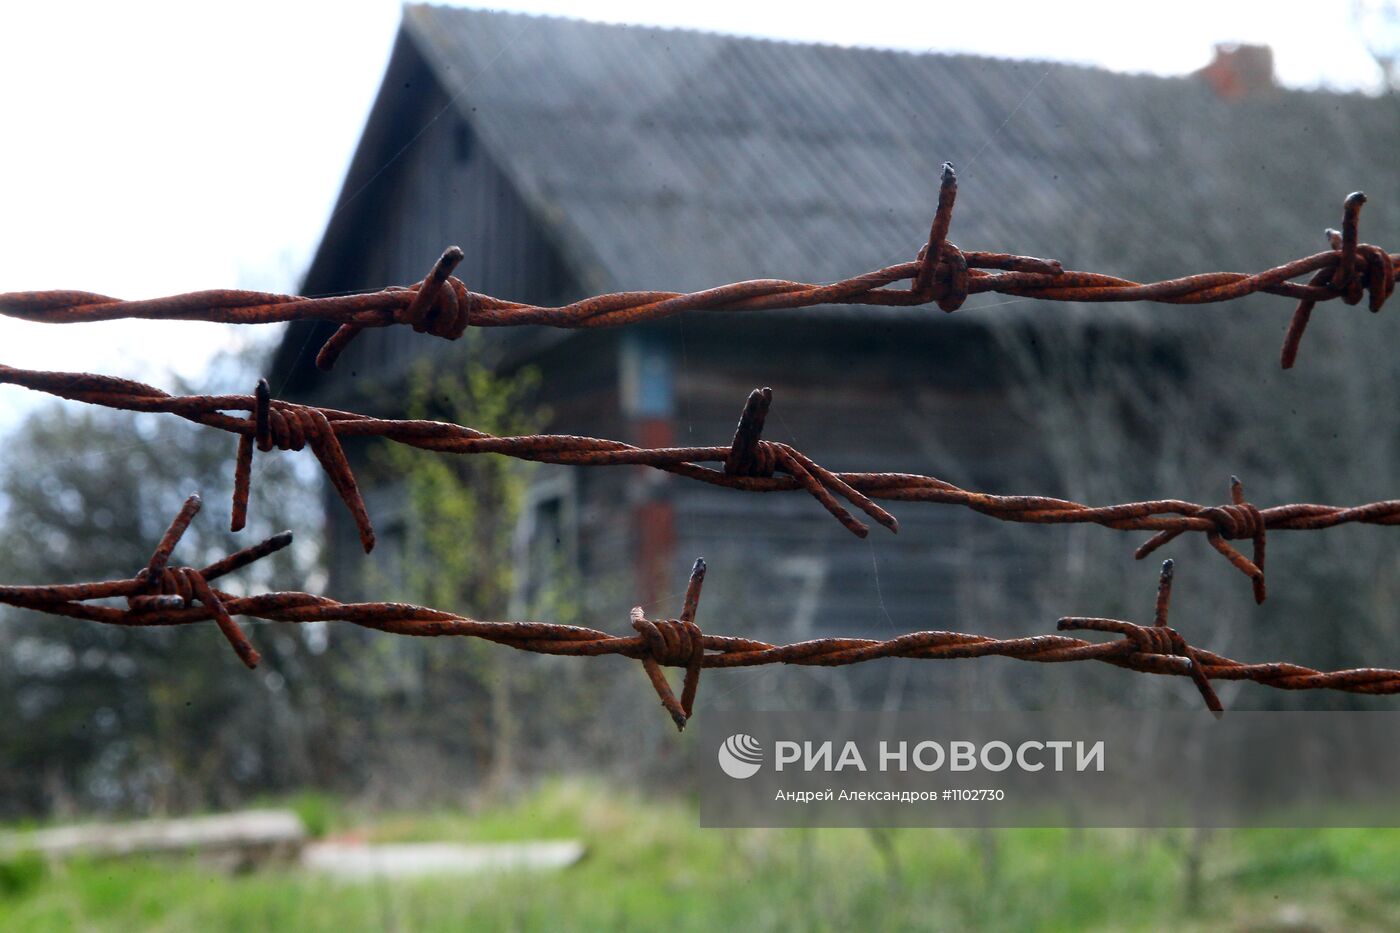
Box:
(271, 7), (1399, 668)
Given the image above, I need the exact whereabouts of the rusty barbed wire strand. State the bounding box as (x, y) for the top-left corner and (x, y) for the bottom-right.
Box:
(6, 364), (1400, 602)
(4, 497), (1397, 729)
(1, 166), (1392, 370)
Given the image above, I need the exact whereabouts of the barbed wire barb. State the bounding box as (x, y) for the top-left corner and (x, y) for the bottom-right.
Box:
(1, 168), (1392, 370)
(5, 502), (1400, 729)
(1059, 560), (1222, 717)
(8, 364), (1400, 601)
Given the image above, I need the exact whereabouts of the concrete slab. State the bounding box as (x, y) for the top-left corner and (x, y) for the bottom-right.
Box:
(301, 839), (586, 880)
(0, 809), (306, 861)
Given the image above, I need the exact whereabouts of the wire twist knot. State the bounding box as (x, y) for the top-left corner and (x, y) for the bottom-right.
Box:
(915, 240), (971, 312)
(722, 387), (899, 536)
(631, 559), (708, 731)
(729, 440), (781, 477)
(911, 162), (970, 312)
(314, 246), (469, 370)
(1135, 476), (1268, 604)
(1199, 499), (1264, 540)
(632, 615), (703, 667)
(129, 565), (205, 611)
(1060, 560), (1222, 716)
(1202, 476), (1268, 604)
(231, 380), (374, 553)
(259, 400), (332, 452)
(1120, 619), (1221, 717)
(1280, 191), (1396, 368)
(393, 273), (472, 340)
(123, 495), (266, 669)
(1121, 620), (1186, 657)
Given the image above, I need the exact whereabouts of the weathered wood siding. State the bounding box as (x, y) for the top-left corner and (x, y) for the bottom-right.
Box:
(663, 319), (1040, 641)
(301, 42), (1053, 653)
(304, 42), (582, 596)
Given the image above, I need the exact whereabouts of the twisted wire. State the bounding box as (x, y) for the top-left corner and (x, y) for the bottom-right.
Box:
(4, 365), (1397, 603)
(5, 499), (1397, 731)
(1, 166), (1392, 371)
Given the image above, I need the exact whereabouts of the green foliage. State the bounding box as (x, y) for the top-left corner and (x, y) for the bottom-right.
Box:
(2, 786), (1400, 930)
(345, 361), (566, 789)
(0, 851), (45, 900)
(284, 792), (342, 841)
(373, 361), (545, 614)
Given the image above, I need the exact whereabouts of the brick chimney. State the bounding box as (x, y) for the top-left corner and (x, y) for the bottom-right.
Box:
(1193, 43), (1276, 100)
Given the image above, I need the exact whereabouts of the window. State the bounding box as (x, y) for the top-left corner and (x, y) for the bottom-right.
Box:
(512, 473), (578, 615)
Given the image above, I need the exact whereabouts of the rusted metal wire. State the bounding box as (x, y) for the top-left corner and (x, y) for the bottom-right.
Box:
(1, 166), (1391, 370)
(4, 364), (1396, 603)
(0, 494), (290, 670)
(4, 497), (1395, 729)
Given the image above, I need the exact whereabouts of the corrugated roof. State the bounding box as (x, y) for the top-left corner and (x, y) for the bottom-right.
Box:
(313, 6), (1400, 331)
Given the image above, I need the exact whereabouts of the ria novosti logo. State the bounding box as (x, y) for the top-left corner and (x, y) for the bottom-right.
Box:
(718, 734), (764, 779)
(716, 735), (1105, 779)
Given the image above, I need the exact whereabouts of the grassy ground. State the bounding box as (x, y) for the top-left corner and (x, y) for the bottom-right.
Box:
(2, 782), (1399, 931)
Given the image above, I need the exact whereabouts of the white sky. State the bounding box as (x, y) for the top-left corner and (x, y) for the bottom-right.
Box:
(0, 0), (1390, 427)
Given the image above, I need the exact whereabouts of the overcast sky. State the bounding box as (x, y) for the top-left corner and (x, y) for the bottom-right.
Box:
(0, 0), (1390, 427)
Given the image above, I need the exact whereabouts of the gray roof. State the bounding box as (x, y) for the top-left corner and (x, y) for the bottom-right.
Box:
(305, 5), (1400, 331)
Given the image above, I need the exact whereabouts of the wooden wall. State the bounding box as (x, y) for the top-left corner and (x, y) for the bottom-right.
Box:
(305, 46), (1055, 663)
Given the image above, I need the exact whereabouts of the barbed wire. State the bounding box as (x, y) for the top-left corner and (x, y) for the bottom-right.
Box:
(6, 365), (1400, 603)
(7, 495), (1399, 729)
(1, 165), (1392, 371)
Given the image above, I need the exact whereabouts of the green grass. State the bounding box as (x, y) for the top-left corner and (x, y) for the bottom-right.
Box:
(2, 782), (1399, 931)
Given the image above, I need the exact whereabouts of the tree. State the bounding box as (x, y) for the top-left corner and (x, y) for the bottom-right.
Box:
(0, 355), (320, 816)
(1355, 0), (1400, 93)
(355, 361), (554, 794)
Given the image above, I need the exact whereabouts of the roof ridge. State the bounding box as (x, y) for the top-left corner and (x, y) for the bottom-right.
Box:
(403, 2), (1385, 100)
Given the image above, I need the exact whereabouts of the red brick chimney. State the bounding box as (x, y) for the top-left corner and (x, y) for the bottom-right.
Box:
(1193, 43), (1276, 100)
